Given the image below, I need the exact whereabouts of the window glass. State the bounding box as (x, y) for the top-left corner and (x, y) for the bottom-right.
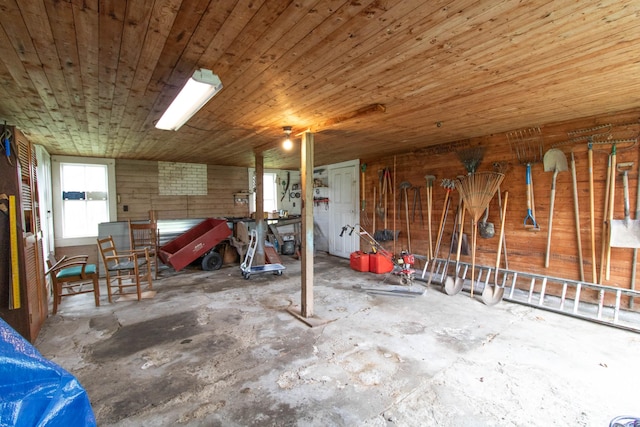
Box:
(247, 169), (283, 214)
(263, 173), (277, 212)
(60, 163), (109, 238)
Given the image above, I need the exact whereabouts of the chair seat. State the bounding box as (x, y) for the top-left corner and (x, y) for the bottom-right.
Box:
(47, 255), (100, 314)
(56, 264), (97, 279)
(108, 259), (146, 271)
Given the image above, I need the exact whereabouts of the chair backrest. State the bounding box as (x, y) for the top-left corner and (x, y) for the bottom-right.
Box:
(128, 220), (158, 253)
(46, 254), (94, 278)
(45, 254), (58, 272)
(97, 236), (119, 270)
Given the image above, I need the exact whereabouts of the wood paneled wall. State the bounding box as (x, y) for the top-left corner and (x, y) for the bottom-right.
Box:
(362, 107), (640, 293)
(115, 160), (250, 221)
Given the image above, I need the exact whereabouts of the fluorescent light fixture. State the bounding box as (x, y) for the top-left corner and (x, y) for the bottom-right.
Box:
(155, 68), (223, 131)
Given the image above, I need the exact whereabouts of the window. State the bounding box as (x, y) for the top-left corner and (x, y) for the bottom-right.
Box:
(52, 156), (116, 247)
(262, 173), (278, 213)
(248, 170), (279, 214)
(60, 164), (108, 237)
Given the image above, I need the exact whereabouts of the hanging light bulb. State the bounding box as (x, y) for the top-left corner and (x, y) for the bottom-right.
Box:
(282, 126), (293, 150)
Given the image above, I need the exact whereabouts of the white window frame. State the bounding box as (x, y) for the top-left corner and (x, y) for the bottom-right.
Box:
(247, 169), (280, 214)
(51, 155), (116, 247)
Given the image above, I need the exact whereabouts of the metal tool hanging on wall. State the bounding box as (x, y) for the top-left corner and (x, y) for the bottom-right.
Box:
(543, 148), (568, 268)
(609, 162), (640, 248)
(558, 121), (639, 283)
(507, 126), (544, 232)
(281, 171), (290, 202)
(481, 191), (509, 306)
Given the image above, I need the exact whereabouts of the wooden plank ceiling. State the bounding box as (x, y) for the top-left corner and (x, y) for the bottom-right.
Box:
(0, 0), (638, 169)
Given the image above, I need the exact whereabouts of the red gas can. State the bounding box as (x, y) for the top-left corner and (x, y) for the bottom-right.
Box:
(369, 252), (394, 274)
(350, 251), (370, 272)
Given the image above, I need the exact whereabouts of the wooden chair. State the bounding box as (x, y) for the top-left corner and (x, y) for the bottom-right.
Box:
(97, 235), (153, 303)
(46, 255), (100, 314)
(128, 219), (160, 279)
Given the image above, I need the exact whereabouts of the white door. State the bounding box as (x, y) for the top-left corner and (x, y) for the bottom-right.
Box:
(35, 146), (54, 258)
(328, 160), (359, 258)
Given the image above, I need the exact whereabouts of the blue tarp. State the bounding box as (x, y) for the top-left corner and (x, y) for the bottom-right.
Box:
(0, 318), (96, 426)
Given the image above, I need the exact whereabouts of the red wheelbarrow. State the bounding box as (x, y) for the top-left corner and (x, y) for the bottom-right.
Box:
(158, 218), (232, 271)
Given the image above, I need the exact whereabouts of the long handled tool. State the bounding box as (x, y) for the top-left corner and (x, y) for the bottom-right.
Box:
(524, 163), (540, 230)
(609, 162), (640, 248)
(598, 147), (613, 284)
(570, 152), (585, 282)
(399, 181), (412, 252)
(632, 160), (640, 308)
(493, 162), (509, 269)
(441, 198), (462, 292)
(377, 169), (384, 220)
(424, 179), (455, 284)
(544, 148), (568, 267)
(411, 186), (423, 226)
(372, 186), (376, 236)
(481, 191), (509, 306)
(588, 140), (597, 282)
(444, 197), (465, 295)
(374, 167), (393, 241)
(455, 172), (505, 297)
(599, 144), (617, 283)
(393, 155), (397, 254)
(606, 144), (617, 280)
(507, 126), (543, 232)
(425, 175), (436, 261)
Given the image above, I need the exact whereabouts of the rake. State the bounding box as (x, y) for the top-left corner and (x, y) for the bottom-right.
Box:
(454, 172), (505, 297)
(507, 126), (544, 231)
(457, 146), (485, 174)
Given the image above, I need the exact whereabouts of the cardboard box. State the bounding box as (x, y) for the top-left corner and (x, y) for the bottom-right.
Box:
(350, 251), (369, 272)
(369, 252), (394, 274)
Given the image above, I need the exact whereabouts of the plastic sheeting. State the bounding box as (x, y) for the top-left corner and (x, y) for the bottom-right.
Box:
(0, 318), (96, 426)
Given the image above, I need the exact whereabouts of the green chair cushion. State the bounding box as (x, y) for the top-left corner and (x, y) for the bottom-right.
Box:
(57, 264), (97, 279)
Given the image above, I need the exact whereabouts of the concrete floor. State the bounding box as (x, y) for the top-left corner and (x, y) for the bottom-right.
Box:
(35, 253), (640, 426)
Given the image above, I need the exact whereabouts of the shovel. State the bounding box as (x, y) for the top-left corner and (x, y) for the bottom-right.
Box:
(610, 162), (640, 248)
(444, 198), (465, 295)
(482, 191), (509, 306)
(543, 148), (568, 268)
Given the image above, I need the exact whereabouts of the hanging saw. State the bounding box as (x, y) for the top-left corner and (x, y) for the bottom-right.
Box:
(280, 171), (290, 202)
